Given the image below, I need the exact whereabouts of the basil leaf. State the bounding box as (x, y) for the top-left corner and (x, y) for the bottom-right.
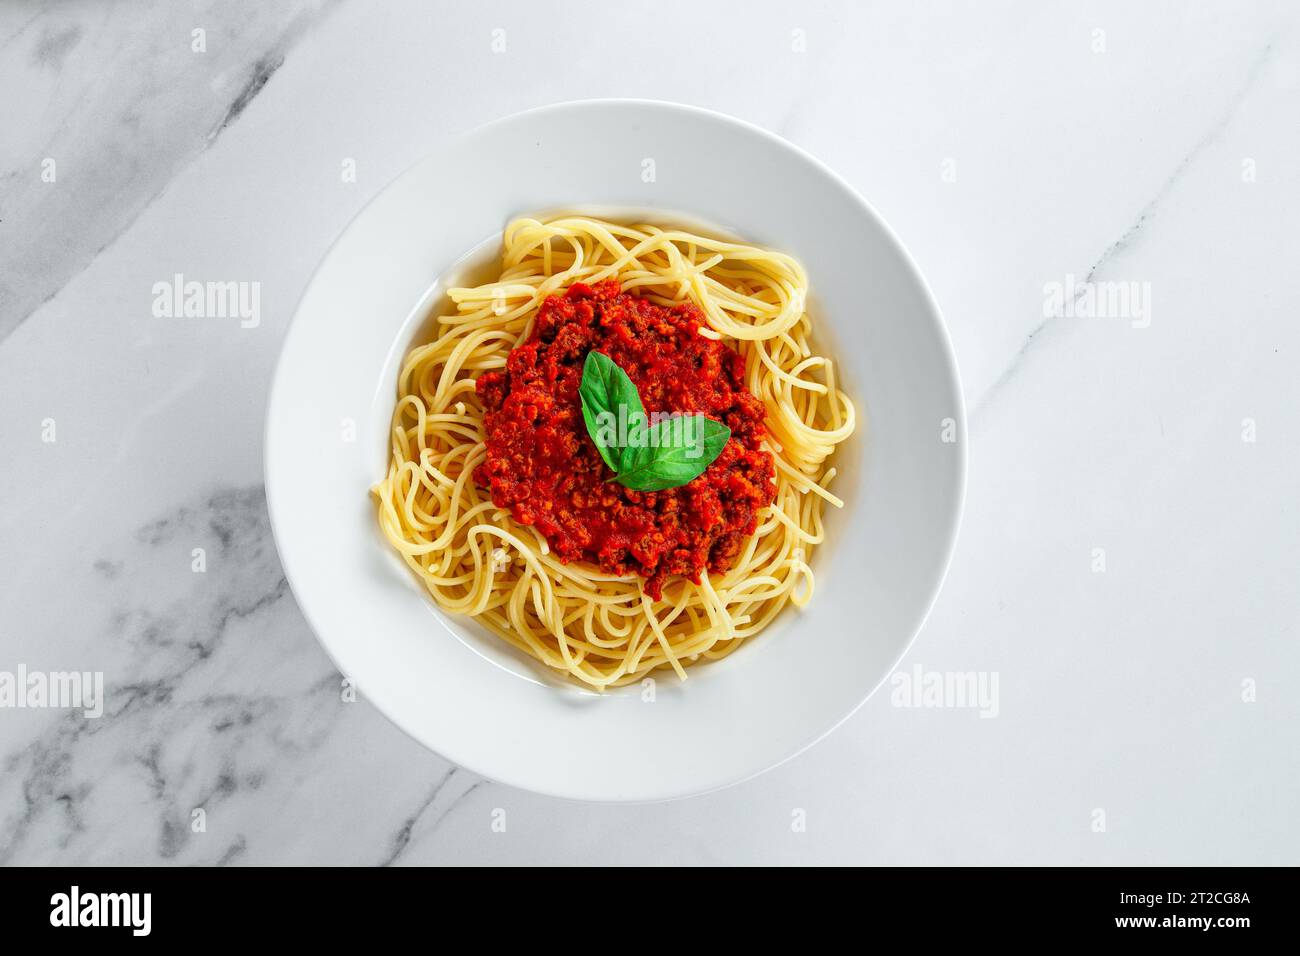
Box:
(619, 407), (650, 473)
(580, 402), (622, 472)
(579, 351), (645, 473)
(579, 351), (732, 492)
(617, 414), (731, 491)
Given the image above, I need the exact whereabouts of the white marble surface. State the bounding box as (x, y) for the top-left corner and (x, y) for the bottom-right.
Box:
(2, 0), (1298, 865)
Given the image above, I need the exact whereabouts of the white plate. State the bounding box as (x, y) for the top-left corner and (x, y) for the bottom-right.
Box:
(265, 100), (965, 802)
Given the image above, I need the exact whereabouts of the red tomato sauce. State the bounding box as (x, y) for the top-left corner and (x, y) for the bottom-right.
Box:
(474, 281), (777, 599)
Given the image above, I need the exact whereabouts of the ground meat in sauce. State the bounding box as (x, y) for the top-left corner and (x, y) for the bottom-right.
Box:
(474, 280), (777, 600)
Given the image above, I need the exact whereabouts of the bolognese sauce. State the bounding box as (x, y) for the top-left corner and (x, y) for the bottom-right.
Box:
(474, 281), (776, 599)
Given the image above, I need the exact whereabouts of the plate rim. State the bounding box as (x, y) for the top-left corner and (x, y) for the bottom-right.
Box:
(264, 97), (968, 802)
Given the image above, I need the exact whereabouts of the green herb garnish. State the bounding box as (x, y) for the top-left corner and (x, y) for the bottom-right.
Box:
(579, 351), (731, 491)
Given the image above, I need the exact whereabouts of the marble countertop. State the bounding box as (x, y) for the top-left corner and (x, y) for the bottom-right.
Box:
(2, 0), (1298, 865)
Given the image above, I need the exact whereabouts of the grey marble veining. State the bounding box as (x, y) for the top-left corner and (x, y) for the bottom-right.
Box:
(3, 488), (319, 863)
(972, 37), (1281, 420)
(0, 0), (338, 342)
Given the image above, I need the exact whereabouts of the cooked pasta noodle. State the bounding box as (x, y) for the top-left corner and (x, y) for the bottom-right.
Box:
(373, 216), (855, 689)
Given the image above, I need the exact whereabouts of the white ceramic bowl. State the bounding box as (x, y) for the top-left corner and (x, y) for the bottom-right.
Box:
(265, 99), (965, 801)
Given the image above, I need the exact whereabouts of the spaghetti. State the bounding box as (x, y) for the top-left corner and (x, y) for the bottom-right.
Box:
(373, 216), (855, 689)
